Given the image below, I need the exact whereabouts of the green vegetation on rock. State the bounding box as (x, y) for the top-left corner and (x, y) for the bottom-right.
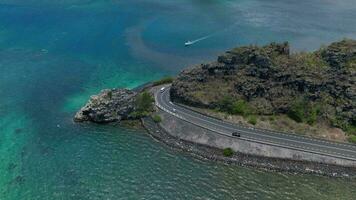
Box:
(223, 148), (234, 157)
(130, 91), (154, 118)
(287, 98), (320, 125)
(293, 51), (328, 70)
(217, 97), (251, 117)
(152, 76), (174, 86)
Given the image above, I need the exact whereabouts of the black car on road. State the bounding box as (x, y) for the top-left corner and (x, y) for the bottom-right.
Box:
(232, 132), (241, 137)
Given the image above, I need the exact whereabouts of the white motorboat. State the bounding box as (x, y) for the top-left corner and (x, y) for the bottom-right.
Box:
(184, 41), (194, 46)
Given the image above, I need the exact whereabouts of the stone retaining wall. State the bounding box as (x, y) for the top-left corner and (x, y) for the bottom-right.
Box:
(158, 110), (356, 168)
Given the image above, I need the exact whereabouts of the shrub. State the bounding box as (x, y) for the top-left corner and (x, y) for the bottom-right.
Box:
(348, 135), (356, 143)
(152, 77), (174, 86)
(152, 115), (162, 123)
(288, 98), (321, 125)
(218, 97), (251, 116)
(307, 107), (318, 125)
(223, 148), (234, 157)
(345, 125), (356, 135)
(331, 116), (350, 130)
(129, 111), (150, 118)
(287, 100), (305, 123)
(217, 96), (234, 113)
(248, 115), (257, 125)
(231, 100), (251, 116)
(331, 117), (356, 137)
(135, 91), (154, 112)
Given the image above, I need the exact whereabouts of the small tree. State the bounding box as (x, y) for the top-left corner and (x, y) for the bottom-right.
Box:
(131, 91), (154, 118)
(288, 99), (305, 123)
(136, 91), (154, 113)
(307, 107), (318, 125)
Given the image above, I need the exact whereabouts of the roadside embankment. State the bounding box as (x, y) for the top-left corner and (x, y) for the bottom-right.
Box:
(142, 111), (356, 178)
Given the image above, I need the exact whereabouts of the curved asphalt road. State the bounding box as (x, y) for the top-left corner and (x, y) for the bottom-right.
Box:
(155, 86), (356, 161)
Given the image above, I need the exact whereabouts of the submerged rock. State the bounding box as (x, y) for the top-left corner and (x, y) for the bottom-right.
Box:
(74, 88), (137, 123)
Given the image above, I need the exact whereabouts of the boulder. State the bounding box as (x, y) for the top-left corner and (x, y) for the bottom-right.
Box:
(74, 89), (137, 123)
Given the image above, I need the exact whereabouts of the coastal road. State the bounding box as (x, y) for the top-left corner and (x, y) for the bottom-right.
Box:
(155, 86), (356, 161)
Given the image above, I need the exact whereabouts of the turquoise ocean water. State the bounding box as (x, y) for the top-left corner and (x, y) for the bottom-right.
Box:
(0, 0), (356, 199)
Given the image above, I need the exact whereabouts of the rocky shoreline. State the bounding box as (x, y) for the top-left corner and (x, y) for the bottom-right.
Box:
(73, 84), (356, 178)
(74, 39), (356, 178)
(142, 116), (356, 178)
(74, 82), (153, 123)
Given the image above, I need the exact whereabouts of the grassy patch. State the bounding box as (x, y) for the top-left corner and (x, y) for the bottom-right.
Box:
(223, 148), (234, 157)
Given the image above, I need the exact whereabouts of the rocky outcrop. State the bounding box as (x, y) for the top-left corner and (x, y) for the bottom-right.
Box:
(321, 39), (356, 69)
(171, 39), (356, 126)
(74, 89), (137, 123)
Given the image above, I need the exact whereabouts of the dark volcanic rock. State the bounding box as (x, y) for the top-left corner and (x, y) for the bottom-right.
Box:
(171, 39), (356, 125)
(74, 89), (137, 123)
(321, 39), (356, 69)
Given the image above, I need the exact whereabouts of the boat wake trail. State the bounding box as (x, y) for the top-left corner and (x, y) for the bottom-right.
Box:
(191, 35), (212, 44)
(185, 34), (213, 46)
(185, 24), (235, 46)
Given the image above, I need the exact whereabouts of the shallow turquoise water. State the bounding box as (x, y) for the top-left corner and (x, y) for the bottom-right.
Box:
(0, 0), (356, 199)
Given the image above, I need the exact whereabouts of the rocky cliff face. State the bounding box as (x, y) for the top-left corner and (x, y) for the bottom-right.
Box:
(171, 39), (356, 126)
(74, 89), (137, 123)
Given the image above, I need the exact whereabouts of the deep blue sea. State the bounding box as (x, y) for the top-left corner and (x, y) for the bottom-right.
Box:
(1, 0), (356, 199)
